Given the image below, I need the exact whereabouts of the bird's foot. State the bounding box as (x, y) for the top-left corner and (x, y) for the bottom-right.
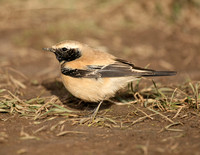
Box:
(90, 100), (103, 122)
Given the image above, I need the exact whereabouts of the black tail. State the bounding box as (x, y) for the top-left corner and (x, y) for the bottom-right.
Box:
(141, 71), (177, 77)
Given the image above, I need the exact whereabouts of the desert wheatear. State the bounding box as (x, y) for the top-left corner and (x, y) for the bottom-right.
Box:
(43, 40), (176, 119)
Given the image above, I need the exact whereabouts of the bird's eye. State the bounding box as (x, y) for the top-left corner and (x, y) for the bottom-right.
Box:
(62, 47), (68, 51)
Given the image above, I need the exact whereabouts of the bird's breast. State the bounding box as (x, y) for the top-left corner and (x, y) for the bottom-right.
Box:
(61, 74), (134, 102)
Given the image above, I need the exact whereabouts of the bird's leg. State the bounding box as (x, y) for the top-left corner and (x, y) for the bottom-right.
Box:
(90, 100), (103, 121)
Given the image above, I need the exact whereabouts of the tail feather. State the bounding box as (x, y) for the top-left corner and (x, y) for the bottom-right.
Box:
(141, 71), (177, 77)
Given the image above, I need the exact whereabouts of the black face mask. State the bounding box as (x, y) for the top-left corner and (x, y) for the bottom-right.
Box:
(54, 48), (82, 62)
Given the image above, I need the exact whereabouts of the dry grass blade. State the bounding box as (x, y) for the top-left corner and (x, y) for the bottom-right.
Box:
(7, 90), (27, 105)
(147, 107), (174, 123)
(34, 100), (52, 119)
(0, 89), (6, 93)
(20, 127), (40, 140)
(131, 104), (154, 119)
(51, 103), (75, 113)
(79, 117), (91, 124)
(170, 88), (178, 104)
(152, 80), (160, 96)
(160, 122), (184, 132)
(189, 82), (200, 109)
(6, 67), (28, 80)
(172, 106), (185, 119)
(33, 126), (47, 134)
(17, 148), (27, 155)
(9, 75), (26, 89)
(108, 99), (138, 105)
(161, 133), (185, 142)
(129, 113), (157, 127)
(50, 120), (67, 131)
(194, 83), (199, 109)
(78, 115), (117, 127)
(135, 141), (149, 155)
(56, 130), (87, 136)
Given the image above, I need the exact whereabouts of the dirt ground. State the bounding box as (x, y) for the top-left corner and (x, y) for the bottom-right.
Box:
(0, 0), (200, 155)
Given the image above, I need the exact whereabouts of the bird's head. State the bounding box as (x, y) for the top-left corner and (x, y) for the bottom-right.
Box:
(43, 40), (85, 62)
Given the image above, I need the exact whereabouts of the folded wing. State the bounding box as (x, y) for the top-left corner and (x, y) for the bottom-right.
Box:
(61, 59), (177, 78)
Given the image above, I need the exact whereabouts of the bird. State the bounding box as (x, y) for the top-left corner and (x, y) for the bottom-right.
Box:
(43, 40), (176, 119)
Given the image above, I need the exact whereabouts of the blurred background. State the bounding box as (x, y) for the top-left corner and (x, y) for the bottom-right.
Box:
(0, 0), (200, 82)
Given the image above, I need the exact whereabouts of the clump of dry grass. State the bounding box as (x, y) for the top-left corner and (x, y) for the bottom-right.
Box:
(0, 65), (199, 127)
(0, 89), (77, 120)
(134, 80), (199, 111)
(0, 73), (199, 128)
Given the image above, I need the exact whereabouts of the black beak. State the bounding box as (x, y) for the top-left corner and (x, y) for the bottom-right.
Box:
(42, 47), (55, 53)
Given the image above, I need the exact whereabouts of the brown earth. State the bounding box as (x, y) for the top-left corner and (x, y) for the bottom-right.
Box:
(0, 0), (200, 155)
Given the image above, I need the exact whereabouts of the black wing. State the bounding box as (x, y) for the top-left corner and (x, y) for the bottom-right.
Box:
(61, 59), (177, 78)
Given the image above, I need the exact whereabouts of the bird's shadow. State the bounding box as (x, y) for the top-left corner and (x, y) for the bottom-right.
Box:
(41, 79), (113, 111)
